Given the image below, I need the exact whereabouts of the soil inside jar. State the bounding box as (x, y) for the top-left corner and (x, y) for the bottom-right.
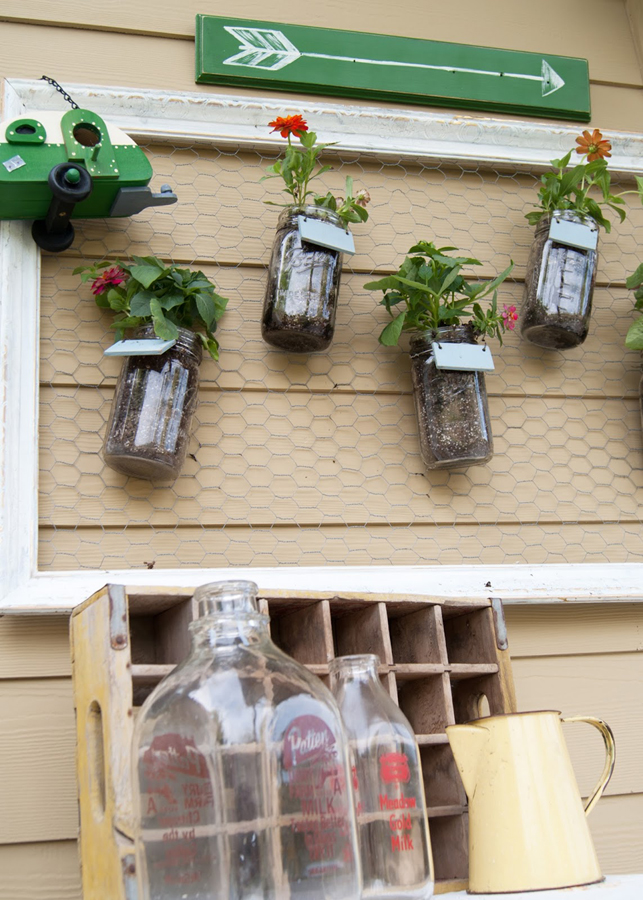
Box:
(262, 210), (342, 353)
(521, 216), (597, 350)
(519, 308), (588, 350)
(414, 367), (492, 466)
(261, 312), (333, 353)
(410, 328), (493, 469)
(104, 337), (201, 482)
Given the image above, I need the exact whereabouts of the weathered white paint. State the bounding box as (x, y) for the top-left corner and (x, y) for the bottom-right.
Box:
(8, 78), (643, 172)
(1, 76), (643, 614)
(3, 565), (643, 615)
(0, 80), (40, 602)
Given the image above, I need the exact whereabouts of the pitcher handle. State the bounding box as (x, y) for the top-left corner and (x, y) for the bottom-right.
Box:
(561, 716), (616, 816)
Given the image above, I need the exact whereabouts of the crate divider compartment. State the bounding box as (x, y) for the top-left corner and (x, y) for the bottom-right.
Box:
(389, 603), (448, 665)
(268, 597), (334, 665)
(71, 585), (516, 899)
(443, 606), (498, 665)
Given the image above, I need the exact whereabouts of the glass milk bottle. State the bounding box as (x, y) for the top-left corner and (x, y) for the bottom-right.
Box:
(132, 581), (361, 900)
(330, 655), (434, 900)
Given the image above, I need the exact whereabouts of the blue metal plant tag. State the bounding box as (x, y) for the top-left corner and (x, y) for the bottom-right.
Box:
(298, 215), (355, 255)
(549, 215), (598, 251)
(432, 341), (495, 372)
(104, 338), (177, 357)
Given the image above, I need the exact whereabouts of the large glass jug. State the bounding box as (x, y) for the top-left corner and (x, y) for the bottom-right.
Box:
(330, 654), (434, 900)
(132, 581), (361, 899)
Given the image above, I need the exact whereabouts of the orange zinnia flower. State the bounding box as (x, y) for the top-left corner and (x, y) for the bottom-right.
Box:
(575, 129), (612, 161)
(268, 114), (309, 138)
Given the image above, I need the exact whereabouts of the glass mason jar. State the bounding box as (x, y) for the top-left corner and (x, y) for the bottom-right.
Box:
(330, 655), (434, 900)
(103, 325), (202, 484)
(520, 210), (599, 350)
(262, 205), (344, 353)
(132, 580), (362, 900)
(409, 326), (493, 470)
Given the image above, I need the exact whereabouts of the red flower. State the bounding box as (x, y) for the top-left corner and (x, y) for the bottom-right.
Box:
(91, 266), (127, 295)
(268, 114), (308, 139)
(575, 129), (612, 162)
(502, 304), (519, 330)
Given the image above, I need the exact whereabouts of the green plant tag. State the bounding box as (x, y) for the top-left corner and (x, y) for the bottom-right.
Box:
(298, 216), (355, 254)
(104, 338), (177, 357)
(432, 341), (495, 372)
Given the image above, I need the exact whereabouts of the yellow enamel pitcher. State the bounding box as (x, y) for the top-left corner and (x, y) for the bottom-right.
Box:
(446, 710), (615, 894)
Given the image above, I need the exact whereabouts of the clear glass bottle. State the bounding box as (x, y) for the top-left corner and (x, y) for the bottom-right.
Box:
(262, 205), (344, 353)
(132, 581), (361, 900)
(409, 326), (493, 470)
(330, 655), (434, 900)
(103, 325), (202, 483)
(520, 210), (598, 350)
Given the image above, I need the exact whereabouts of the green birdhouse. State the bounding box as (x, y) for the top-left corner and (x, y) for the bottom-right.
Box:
(0, 106), (177, 251)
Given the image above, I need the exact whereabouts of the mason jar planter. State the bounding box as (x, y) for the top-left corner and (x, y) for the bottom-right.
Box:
(520, 210), (598, 350)
(262, 204), (343, 353)
(103, 325), (202, 483)
(409, 326), (493, 470)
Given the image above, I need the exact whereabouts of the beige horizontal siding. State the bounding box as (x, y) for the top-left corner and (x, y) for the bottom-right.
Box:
(505, 604), (643, 656)
(1, 0), (641, 87)
(38, 387), (643, 527)
(0, 617), (71, 678)
(510, 652), (643, 797)
(0, 842), (82, 900)
(1, 22), (642, 131)
(0, 679), (78, 844)
(38, 522), (643, 571)
(589, 793), (643, 873)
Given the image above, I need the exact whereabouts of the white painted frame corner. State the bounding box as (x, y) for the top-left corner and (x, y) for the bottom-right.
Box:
(2, 77), (643, 614)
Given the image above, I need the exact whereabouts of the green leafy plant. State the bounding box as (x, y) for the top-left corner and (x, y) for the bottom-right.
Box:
(262, 114), (370, 227)
(74, 256), (228, 360)
(625, 263), (643, 351)
(364, 241), (515, 346)
(525, 128), (643, 233)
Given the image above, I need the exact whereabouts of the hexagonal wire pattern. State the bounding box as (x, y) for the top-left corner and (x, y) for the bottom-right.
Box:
(38, 141), (643, 570)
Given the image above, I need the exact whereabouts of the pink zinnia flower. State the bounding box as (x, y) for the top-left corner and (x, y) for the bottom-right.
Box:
(502, 304), (519, 330)
(91, 266), (127, 295)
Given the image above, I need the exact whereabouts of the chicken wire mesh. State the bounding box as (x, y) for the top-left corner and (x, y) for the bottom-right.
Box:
(38, 139), (643, 570)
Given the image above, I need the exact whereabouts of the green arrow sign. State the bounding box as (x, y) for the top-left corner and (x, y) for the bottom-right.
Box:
(196, 16), (590, 122)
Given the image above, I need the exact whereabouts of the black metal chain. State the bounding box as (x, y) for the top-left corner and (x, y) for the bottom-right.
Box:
(40, 75), (79, 109)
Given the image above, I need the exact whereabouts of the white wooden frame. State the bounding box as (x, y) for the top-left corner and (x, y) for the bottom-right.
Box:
(2, 77), (643, 613)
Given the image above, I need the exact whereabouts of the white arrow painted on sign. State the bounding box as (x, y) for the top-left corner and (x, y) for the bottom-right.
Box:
(222, 27), (566, 96)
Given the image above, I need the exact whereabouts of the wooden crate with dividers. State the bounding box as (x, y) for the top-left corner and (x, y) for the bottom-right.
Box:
(71, 584), (517, 898)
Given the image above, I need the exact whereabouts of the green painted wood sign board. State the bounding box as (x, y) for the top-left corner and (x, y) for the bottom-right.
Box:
(195, 15), (591, 122)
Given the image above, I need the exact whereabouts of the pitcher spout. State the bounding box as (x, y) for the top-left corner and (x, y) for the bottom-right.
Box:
(446, 723), (490, 800)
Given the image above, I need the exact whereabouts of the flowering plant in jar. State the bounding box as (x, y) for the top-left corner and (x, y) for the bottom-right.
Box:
(624, 263), (643, 431)
(522, 129), (643, 350)
(260, 113), (371, 353)
(76, 256), (228, 482)
(365, 241), (514, 469)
